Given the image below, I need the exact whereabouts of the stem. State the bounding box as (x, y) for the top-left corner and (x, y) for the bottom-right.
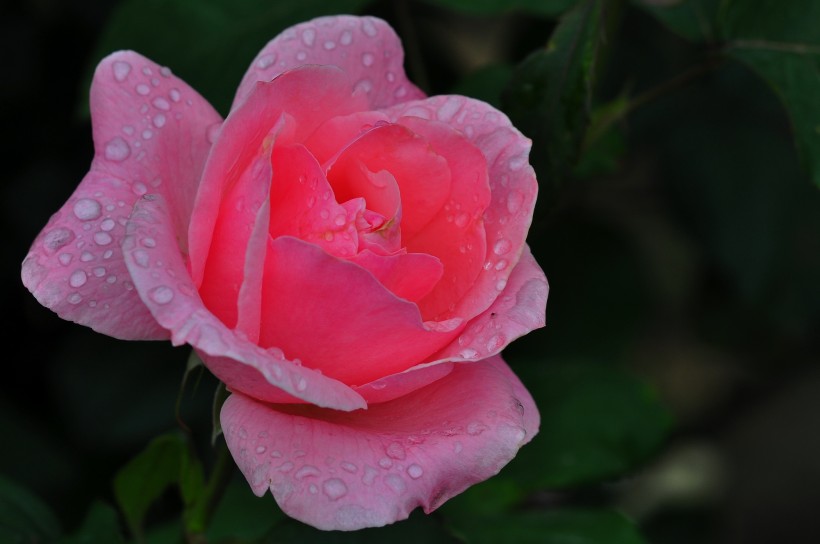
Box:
(584, 56), (723, 151)
(184, 440), (234, 544)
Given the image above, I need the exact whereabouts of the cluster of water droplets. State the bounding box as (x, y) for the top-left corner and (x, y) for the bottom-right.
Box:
(250, 17), (411, 104)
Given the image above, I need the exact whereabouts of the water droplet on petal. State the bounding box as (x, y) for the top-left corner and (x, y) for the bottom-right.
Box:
(136, 83), (150, 96)
(362, 18), (377, 37)
(69, 270), (87, 288)
(80, 251), (94, 262)
(362, 465), (378, 486)
(323, 40), (336, 50)
(278, 461), (294, 473)
(93, 266), (106, 277)
(361, 52), (375, 67)
(459, 348), (479, 359)
(152, 97), (171, 111)
(100, 219), (116, 232)
(58, 253), (73, 266)
(104, 137), (130, 161)
(73, 198), (102, 221)
(322, 478), (348, 500)
(257, 53), (277, 69)
(509, 156), (526, 171)
(94, 232), (113, 246)
(132, 182), (148, 196)
(141, 129), (153, 140)
(493, 238), (512, 256)
(295, 465), (320, 480)
(112, 61), (131, 82)
(384, 474), (406, 494)
(407, 464), (423, 479)
(467, 421), (488, 436)
(256, 446), (267, 454)
(301, 28), (316, 46)
(153, 114), (166, 128)
(67, 292), (82, 305)
(43, 228), (74, 252)
(496, 278), (508, 291)
(386, 442), (406, 460)
(340, 30), (353, 45)
(506, 191), (524, 214)
(169, 88), (181, 102)
(341, 462), (357, 473)
(454, 213), (469, 228)
(206, 123), (221, 144)
(149, 285), (174, 304)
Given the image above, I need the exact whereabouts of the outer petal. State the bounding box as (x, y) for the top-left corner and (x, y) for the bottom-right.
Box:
(383, 96), (538, 321)
(188, 66), (369, 285)
(430, 246), (548, 364)
(234, 16), (424, 111)
(221, 355), (539, 531)
(122, 192), (365, 410)
(21, 51), (220, 340)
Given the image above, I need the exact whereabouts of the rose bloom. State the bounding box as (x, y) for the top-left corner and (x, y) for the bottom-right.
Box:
(22, 15), (547, 531)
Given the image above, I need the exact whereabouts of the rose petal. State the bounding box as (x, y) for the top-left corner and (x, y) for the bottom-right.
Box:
(349, 250), (443, 304)
(268, 144), (359, 258)
(221, 355), (538, 531)
(199, 122), (277, 330)
(384, 96), (538, 322)
(258, 237), (457, 386)
(234, 16), (424, 111)
(353, 361), (454, 404)
(430, 246), (548, 363)
(303, 111), (390, 167)
(188, 66), (369, 286)
(122, 192), (365, 410)
(327, 123), (451, 238)
(21, 51), (221, 339)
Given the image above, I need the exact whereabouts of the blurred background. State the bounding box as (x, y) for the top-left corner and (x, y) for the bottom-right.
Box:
(2, 0), (819, 542)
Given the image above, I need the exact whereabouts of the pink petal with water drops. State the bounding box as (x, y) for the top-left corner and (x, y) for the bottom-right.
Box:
(233, 15), (424, 112)
(122, 192), (365, 410)
(221, 355), (539, 531)
(268, 144), (359, 259)
(258, 237), (458, 386)
(188, 66), (369, 286)
(384, 96), (539, 322)
(303, 110), (390, 167)
(21, 51), (221, 340)
(348, 250), (442, 304)
(430, 246), (548, 364)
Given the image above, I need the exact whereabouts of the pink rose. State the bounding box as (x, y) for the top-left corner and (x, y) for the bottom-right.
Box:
(22, 15), (547, 530)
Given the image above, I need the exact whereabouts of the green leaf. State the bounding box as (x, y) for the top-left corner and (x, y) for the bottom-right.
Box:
(206, 477), (284, 542)
(719, 0), (820, 187)
(502, 0), (619, 203)
(421, 0), (576, 17)
(83, 0), (370, 116)
(449, 509), (646, 544)
(113, 433), (186, 539)
(58, 501), (125, 544)
(0, 476), (61, 543)
(504, 361), (673, 489)
(636, 0), (721, 43)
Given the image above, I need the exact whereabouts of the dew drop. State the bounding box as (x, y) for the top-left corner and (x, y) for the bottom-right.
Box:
(301, 28), (316, 46)
(149, 285), (174, 304)
(160, 66), (172, 77)
(150, 97), (169, 111)
(378, 457), (393, 469)
(278, 461), (294, 473)
(67, 292), (82, 305)
(362, 465), (378, 486)
(73, 198), (102, 221)
(94, 232), (113, 246)
(496, 278), (508, 291)
(296, 376), (307, 392)
(133, 250), (150, 268)
(362, 18), (377, 37)
(322, 478), (348, 501)
(341, 462), (357, 473)
(100, 219), (116, 232)
(104, 137), (130, 161)
(493, 238), (512, 256)
(295, 465), (320, 480)
(141, 129), (153, 140)
(132, 182), (148, 196)
(323, 40), (336, 50)
(384, 474), (406, 494)
(58, 253), (73, 266)
(467, 421), (488, 436)
(354, 79), (373, 94)
(407, 464), (423, 479)
(256, 446), (267, 454)
(257, 53), (277, 69)
(80, 251), (94, 262)
(169, 88), (181, 102)
(509, 156), (526, 171)
(43, 228), (75, 252)
(506, 191), (524, 214)
(395, 86), (407, 98)
(454, 213), (469, 228)
(112, 61), (131, 82)
(340, 30), (353, 45)
(494, 259), (508, 271)
(93, 267), (106, 277)
(486, 334), (505, 351)
(459, 348), (479, 359)
(69, 270), (88, 288)
(206, 123), (221, 144)
(136, 83), (150, 96)
(386, 442), (406, 460)
(296, 51), (307, 61)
